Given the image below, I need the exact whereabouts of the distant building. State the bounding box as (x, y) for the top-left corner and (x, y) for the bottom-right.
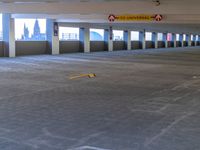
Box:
(22, 24), (29, 40)
(114, 36), (123, 41)
(61, 33), (78, 40)
(21, 19), (46, 41)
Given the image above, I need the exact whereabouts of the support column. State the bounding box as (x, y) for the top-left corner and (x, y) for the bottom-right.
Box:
(104, 27), (113, 52)
(172, 33), (176, 48)
(46, 19), (59, 55)
(124, 30), (131, 50)
(196, 35), (200, 46)
(152, 32), (158, 49)
(139, 30), (145, 49)
(179, 34), (182, 47)
(104, 28), (113, 52)
(198, 35), (200, 46)
(3, 14), (15, 57)
(188, 34), (192, 47)
(186, 34), (189, 47)
(195, 35), (198, 46)
(80, 27), (90, 53)
(163, 33), (168, 48)
(180, 34), (184, 47)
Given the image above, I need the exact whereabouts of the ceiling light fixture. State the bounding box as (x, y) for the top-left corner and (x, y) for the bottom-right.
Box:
(153, 0), (160, 6)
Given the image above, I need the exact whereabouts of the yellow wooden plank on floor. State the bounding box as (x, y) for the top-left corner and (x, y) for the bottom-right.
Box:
(69, 73), (96, 80)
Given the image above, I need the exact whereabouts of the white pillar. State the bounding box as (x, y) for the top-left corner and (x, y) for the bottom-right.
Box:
(180, 34), (184, 47)
(195, 35), (198, 46)
(153, 32), (158, 49)
(128, 30), (131, 50)
(164, 33), (168, 48)
(108, 27), (113, 52)
(10, 18), (15, 57)
(84, 27), (90, 53)
(104, 27), (113, 52)
(140, 30), (145, 49)
(46, 19), (59, 55)
(188, 34), (192, 47)
(80, 27), (90, 53)
(3, 14), (15, 57)
(173, 33), (177, 48)
(51, 23), (59, 55)
(124, 30), (131, 50)
(108, 38), (113, 52)
(52, 33), (59, 54)
(195, 35), (199, 46)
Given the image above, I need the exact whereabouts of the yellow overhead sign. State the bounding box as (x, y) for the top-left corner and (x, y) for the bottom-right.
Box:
(116, 15), (154, 21)
(108, 14), (163, 22)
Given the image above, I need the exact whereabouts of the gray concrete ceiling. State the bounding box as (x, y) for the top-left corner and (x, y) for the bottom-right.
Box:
(0, 0), (200, 24)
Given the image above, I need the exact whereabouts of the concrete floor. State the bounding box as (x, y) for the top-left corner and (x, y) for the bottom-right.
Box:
(0, 47), (200, 150)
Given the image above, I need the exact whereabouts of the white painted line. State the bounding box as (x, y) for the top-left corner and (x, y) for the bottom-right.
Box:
(70, 145), (111, 150)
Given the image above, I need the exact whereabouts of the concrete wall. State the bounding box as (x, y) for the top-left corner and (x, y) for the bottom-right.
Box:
(146, 41), (155, 49)
(90, 41), (106, 52)
(59, 41), (82, 54)
(131, 41), (142, 49)
(0, 41), (4, 57)
(16, 41), (47, 56)
(113, 41), (126, 51)
(191, 41), (195, 46)
(183, 41), (188, 47)
(158, 41), (165, 48)
(176, 41), (181, 47)
(168, 41), (174, 48)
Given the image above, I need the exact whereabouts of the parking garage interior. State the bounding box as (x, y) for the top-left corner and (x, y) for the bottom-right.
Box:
(0, 0), (200, 150)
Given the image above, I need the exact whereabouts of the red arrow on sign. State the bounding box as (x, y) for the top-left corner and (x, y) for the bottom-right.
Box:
(154, 14), (163, 21)
(108, 14), (116, 22)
